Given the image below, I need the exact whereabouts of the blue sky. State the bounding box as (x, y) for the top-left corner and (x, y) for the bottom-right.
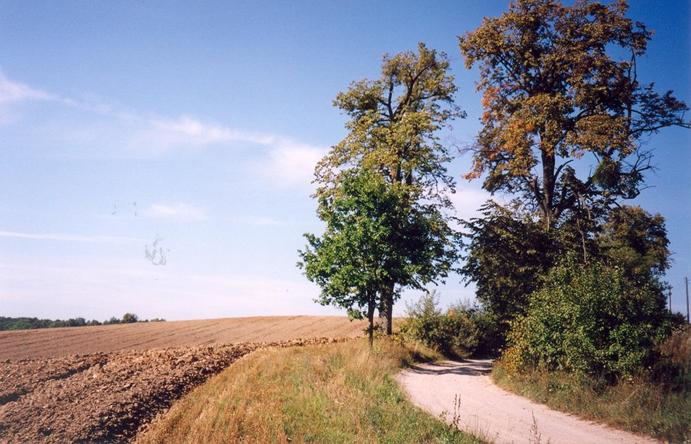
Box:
(1, 0), (689, 321)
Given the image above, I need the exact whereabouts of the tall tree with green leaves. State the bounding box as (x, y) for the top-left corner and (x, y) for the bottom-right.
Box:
(460, 201), (562, 344)
(298, 171), (458, 346)
(459, 0), (689, 230)
(313, 43), (464, 333)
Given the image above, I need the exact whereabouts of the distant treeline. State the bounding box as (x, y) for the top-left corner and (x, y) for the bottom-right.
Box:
(0, 313), (165, 331)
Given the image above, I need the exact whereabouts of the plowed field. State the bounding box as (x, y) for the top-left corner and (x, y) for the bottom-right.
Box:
(0, 316), (365, 443)
(0, 316), (366, 360)
(0, 338), (349, 443)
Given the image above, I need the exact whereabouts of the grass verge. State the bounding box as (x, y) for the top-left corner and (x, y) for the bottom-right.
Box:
(137, 338), (482, 443)
(492, 362), (690, 442)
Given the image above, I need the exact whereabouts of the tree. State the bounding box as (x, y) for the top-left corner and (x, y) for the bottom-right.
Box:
(299, 171), (459, 346)
(313, 43), (463, 333)
(459, 0), (689, 230)
(598, 205), (670, 282)
(121, 313), (138, 323)
(462, 203), (673, 339)
(461, 201), (558, 335)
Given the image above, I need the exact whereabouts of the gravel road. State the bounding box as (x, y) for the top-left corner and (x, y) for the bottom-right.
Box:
(397, 359), (658, 444)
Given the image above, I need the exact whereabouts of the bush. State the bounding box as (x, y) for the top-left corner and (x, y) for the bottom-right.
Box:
(654, 324), (691, 390)
(469, 310), (504, 357)
(503, 260), (677, 379)
(400, 292), (480, 357)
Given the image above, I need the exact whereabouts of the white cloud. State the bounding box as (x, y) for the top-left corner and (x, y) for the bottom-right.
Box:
(0, 230), (143, 243)
(0, 72), (53, 104)
(447, 186), (503, 221)
(0, 70), (134, 118)
(152, 116), (269, 145)
(144, 202), (207, 221)
(147, 116), (326, 185)
(128, 115), (284, 154)
(0, 72), (55, 123)
(1, 71), (326, 187)
(260, 142), (325, 186)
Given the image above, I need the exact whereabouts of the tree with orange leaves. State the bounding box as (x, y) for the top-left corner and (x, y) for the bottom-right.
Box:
(459, 0), (689, 230)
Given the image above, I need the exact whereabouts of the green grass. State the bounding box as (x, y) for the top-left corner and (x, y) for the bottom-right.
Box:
(138, 338), (483, 444)
(492, 361), (690, 443)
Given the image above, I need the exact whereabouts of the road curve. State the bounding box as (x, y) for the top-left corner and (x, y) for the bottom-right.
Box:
(397, 359), (658, 444)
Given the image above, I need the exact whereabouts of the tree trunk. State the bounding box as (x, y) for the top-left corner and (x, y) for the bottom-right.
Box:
(367, 297), (375, 349)
(541, 146), (556, 230)
(384, 283), (394, 335)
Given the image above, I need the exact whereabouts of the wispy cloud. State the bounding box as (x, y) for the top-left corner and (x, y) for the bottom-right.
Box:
(0, 70), (137, 118)
(144, 202), (207, 221)
(151, 116), (270, 146)
(0, 72), (53, 104)
(0, 72), (55, 123)
(0, 230), (143, 243)
(1, 71), (325, 186)
(134, 115), (325, 162)
(260, 142), (325, 186)
(143, 116), (326, 184)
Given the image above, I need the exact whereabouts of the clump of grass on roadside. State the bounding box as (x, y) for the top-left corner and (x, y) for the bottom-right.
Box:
(492, 361), (690, 443)
(137, 338), (482, 443)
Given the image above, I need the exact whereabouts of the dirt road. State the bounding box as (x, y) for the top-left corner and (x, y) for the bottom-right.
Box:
(397, 359), (658, 444)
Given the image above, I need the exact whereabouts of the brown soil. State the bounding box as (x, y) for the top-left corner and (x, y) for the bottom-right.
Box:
(0, 316), (367, 360)
(0, 337), (348, 443)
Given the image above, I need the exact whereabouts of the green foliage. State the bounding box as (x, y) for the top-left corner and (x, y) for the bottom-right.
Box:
(400, 292), (482, 358)
(0, 314), (162, 330)
(461, 202), (557, 331)
(461, 201), (674, 354)
(0, 316), (95, 330)
(299, 171), (460, 345)
(309, 43), (464, 334)
(599, 205), (670, 280)
(504, 260), (676, 379)
(467, 309), (505, 357)
(300, 172), (408, 316)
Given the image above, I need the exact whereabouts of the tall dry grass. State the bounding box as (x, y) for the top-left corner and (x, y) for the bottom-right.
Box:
(137, 338), (482, 443)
